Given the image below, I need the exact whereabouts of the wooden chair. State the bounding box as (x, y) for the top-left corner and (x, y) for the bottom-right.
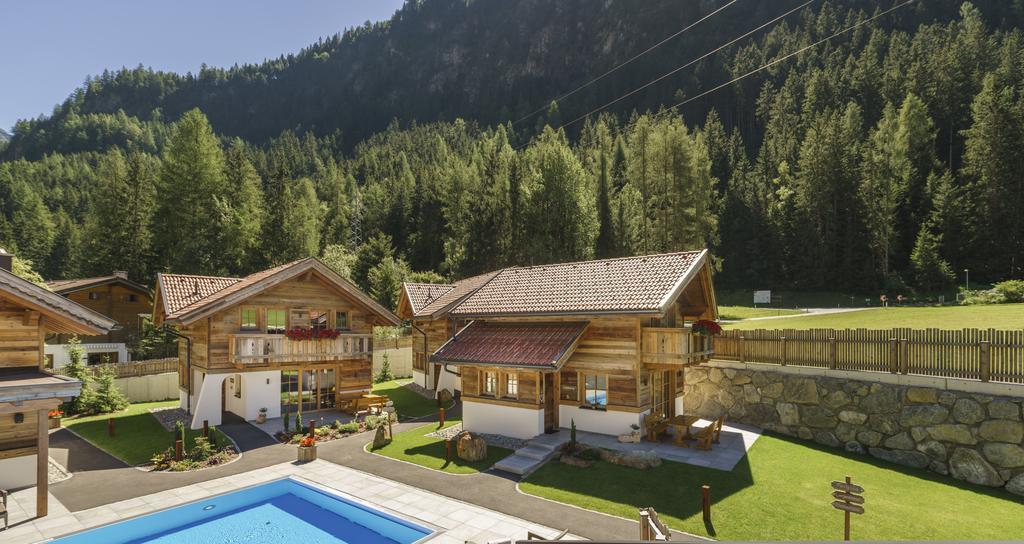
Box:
(713, 415), (725, 444)
(336, 392), (364, 414)
(1, 487), (8, 530)
(694, 416), (726, 451)
(644, 414), (668, 442)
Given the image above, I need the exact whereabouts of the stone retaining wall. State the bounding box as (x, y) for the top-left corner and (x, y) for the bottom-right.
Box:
(683, 361), (1024, 496)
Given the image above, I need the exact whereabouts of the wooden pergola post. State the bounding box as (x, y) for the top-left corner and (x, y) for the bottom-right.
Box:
(37, 408), (49, 517)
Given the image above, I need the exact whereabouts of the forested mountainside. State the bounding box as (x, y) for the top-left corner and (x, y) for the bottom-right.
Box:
(2, 0), (1023, 308)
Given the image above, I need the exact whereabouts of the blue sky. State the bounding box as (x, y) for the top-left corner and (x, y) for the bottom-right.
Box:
(0, 0), (405, 131)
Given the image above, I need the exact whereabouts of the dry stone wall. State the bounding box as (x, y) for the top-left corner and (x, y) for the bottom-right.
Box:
(684, 362), (1024, 496)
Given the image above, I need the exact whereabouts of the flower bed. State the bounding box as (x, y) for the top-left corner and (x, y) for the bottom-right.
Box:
(149, 434), (237, 472)
(275, 413), (396, 444)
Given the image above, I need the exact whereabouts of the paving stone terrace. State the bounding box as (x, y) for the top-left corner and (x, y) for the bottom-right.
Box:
(3, 460), (580, 544)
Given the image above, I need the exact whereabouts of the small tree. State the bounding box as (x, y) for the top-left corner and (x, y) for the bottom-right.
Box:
(92, 363), (129, 414)
(283, 412), (290, 433)
(62, 337), (94, 414)
(295, 411), (304, 434)
(910, 225), (954, 294)
(375, 352), (394, 383)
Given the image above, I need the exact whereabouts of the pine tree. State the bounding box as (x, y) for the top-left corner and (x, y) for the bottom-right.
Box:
(62, 337), (95, 414)
(910, 225), (955, 294)
(278, 178), (321, 262)
(218, 141), (265, 273)
(595, 153), (617, 258)
(84, 149), (157, 280)
(368, 256), (411, 310)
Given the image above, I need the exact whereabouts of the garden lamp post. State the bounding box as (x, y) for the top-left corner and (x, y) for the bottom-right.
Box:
(964, 269), (969, 292)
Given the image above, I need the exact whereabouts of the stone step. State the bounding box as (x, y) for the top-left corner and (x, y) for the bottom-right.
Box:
(493, 454), (544, 476)
(516, 444), (558, 461)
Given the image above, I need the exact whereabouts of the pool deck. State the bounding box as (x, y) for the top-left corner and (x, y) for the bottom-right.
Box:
(2, 459), (580, 544)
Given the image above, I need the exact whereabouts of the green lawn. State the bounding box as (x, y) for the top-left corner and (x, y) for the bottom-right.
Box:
(723, 303), (1024, 331)
(372, 379), (444, 419)
(718, 305), (803, 320)
(64, 400), (228, 466)
(521, 434), (1024, 541)
(369, 421), (512, 474)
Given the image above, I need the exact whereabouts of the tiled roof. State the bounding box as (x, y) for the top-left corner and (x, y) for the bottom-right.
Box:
(48, 274), (149, 295)
(403, 283), (456, 316)
(450, 251), (705, 317)
(0, 268), (116, 334)
(431, 321), (587, 369)
(412, 271), (501, 318)
(158, 258), (402, 326)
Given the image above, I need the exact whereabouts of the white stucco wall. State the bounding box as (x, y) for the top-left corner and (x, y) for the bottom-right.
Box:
(241, 371), (281, 420)
(462, 399), (543, 439)
(559, 405), (648, 436)
(373, 347), (412, 378)
(0, 455), (37, 490)
(436, 368), (461, 395)
(114, 373), (178, 403)
(45, 343), (129, 368)
(189, 373), (226, 429)
(412, 369), (430, 390)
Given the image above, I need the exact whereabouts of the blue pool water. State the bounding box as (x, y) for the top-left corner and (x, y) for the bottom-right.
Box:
(54, 479), (432, 544)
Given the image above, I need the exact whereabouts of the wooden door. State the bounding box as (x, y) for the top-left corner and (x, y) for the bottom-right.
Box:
(432, 364), (442, 390)
(543, 373), (557, 432)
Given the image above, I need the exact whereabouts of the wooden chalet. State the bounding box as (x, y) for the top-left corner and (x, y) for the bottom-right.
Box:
(397, 250), (717, 439)
(47, 272), (152, 345)
(0, 251), (116, 517)
(153, 258), (401, 429)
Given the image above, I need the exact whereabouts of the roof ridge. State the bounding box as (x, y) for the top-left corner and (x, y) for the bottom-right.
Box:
(440, 268), (506, 315)
(504, 250), (702, 272)
(160, 272), (242, 281)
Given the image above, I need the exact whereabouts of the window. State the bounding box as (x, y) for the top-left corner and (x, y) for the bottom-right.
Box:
(88, 292), (101, 300)
(267, 309), (286, 334)
(310, 310), (329, 331)
(87, 352), (119, 365)
(483, 371), (497, 396)
(240, 308), (258, 331)
(584, 374), (607, 408)
(335, 311), (350, 331)
(504, 373), (518, 398)
(127, 294), (138, 302)
(233, 375), (242, 398)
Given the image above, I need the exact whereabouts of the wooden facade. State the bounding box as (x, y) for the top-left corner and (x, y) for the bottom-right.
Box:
(51, 277), (153, 344)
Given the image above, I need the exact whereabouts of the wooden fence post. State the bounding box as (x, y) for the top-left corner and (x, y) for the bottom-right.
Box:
(739, 335), (745, 364)
(889, 338), (899, 374)
(780, 336), (787, 366)
(107, 417), (115, 437)
(174, 439), (183, 461)
(701, 485), (712, 523)
(899, 339), (909, 375)
(308, 419), (316, 438)
(203, 419), (209, 437)
(980, 340), (991, 382)
(828, 337), (837, 370)
(639, 509), (651, 541)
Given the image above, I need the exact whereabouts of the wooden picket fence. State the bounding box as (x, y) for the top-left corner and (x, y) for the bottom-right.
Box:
(374, 336), (413, 350)
(714, 329), (1024, 384)
(88, 357), (178, 379)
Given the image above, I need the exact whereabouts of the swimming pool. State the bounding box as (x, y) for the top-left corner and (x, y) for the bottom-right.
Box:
(53, 478), (434, 544)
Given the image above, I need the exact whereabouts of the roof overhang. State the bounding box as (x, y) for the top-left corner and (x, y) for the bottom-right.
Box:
(0, 371), (83, 404)
(0, 270), (116, 335)
(431, 320), (588, 371)
(50, 276), (151, 296)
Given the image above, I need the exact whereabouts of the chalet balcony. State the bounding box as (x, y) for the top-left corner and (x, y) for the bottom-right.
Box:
(640, 327), (713, 369)
(228, 333), (373, 368)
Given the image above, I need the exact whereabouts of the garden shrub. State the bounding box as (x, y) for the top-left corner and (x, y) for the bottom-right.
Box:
(374, 352), (394, 383)
(993, 280), (1024, 303)
(90, 365), (129, 414)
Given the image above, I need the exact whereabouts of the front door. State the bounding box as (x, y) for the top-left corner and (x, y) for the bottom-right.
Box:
(543, 373), (557, 432)
(432, 363), (442, 390)
(318, 369), (336, 410)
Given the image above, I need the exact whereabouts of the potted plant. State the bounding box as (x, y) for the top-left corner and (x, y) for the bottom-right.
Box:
(297, 435), (317, 462)
(618, 423), (642, 443)
(48, 409), (63, 429)
(256, 407), (267, 424)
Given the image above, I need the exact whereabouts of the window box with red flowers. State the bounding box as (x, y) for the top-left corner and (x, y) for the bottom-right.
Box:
(284, 328), (341, 341)
(690, 319), (722, 354)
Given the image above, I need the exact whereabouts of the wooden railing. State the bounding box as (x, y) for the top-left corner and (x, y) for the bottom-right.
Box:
(639, 507), (671, 541)
(641, 327), (713, 366)
(714, 329), (1024, 384)
(86, 357), (178, 378)
(228, 333), (373, 367)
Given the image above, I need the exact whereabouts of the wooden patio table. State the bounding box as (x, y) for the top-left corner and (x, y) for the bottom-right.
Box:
(666, 415), (701, 446)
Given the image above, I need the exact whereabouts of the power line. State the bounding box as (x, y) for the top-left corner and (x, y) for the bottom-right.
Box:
(552, 0), (819, 134)
(668, 0), (917, 111)
(511, 0), (740, 126)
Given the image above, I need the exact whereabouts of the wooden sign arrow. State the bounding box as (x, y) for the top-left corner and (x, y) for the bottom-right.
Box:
(831, 481), (865, 494)
(832, 501), (865, 515)
(832, 491), (865, 504)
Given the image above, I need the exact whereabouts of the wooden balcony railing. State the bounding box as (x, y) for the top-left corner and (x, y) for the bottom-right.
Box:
(641, 327), (713, 367)
(228, 333), (373, 367)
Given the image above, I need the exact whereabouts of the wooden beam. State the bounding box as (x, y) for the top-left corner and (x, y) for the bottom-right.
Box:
(37, 407), (49, 517)
(0, 398), (62, 414)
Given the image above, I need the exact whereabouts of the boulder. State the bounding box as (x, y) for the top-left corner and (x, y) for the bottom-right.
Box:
(761, 382), (784, 399)
(814, 431), (840, 448)
(801, 406), (838, 428)
(916, 440), (947, 461)
(869, 447), (930, 469)
(857, 430), (883, 447)
(860, 387), (899, 414)
(844, 441), (866, 455)
(372, 425), (392, 449)
(732, 373), (752, 385)
(949, 448), (1004, 487)
(838, 410), (868, 425)
(883, 432), (916, 451)
(988, 400), (1021, 421)
(746, 402), (778, 424)
(797, 427), (814, 440)
(437, 388), (454, 405)
(600, 449), (662, 470)
(824, 390), (852, 410)
(1006, 473), (1024, 496)
(929, 460), (949, 475)
(835, 422), (858, 443)
(951, 398), (985, 425)
(742, 384), (761, 403)
(899, 405), (949, 427)
(709, 368), (725, 384)
(905, 387), (938, 404)
(981, 443), (1024, 469)
(456, 433), (488, 462)
(910, 426), (929, 442)
(688, 369), (708, 384)
(927, 424), (977, 445)
(783, 377), (819, 404)
(723, 369), (737, 380)
(937, 391), (958, 407)
(777, 403), (800, 426)
(868, 414), (900, 435)
(978, 420), (1024, 443)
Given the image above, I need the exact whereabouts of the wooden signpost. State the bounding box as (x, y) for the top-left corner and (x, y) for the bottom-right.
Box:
(831, 476), (865, 541)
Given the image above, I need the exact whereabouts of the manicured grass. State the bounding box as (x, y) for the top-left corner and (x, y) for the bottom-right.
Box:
(369, 421), (511, 474)
(64, 400), (229, 466)
(521, 434), (1024, 541)
(372, 379), (444, 419)
(724, 303), (1024, 331)
(718, 305), (803, 320)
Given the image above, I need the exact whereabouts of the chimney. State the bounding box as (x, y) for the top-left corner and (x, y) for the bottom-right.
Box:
(0, 248), (12, 273)
(113, 270), (128, 279)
